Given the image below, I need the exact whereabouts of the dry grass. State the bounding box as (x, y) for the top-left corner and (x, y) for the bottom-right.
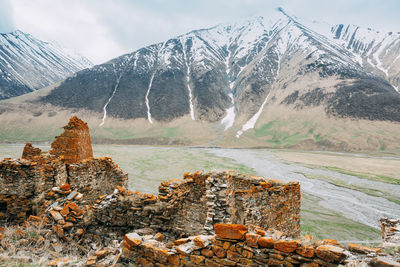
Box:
(0, 221), (86, 266)
(274, 150), (400, 180)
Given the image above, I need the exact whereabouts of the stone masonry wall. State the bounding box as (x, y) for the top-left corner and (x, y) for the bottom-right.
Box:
(67, 157), (128, 203)
(50, 116), (93, 164)
(90, 170), (301, 239)
(161, 171), (301, 238)
(21, 143), (42, 160)
(120, 223), (389, 267)
(381, 217), (400, 247)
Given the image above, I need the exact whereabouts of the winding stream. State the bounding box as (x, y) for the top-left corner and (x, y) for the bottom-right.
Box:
(208, 148), (400, 229)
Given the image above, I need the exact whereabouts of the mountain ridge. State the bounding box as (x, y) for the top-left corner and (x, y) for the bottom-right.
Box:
(0, 29), (93, 100)
(1, 8), (399, 151)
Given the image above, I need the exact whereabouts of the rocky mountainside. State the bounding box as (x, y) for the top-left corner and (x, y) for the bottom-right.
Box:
(40, 8), (400, 136)
(0, 30), (92, 100)
(1, 8), (399, 150)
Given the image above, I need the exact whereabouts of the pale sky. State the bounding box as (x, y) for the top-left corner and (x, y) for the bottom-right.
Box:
(1, 0), (399, 64)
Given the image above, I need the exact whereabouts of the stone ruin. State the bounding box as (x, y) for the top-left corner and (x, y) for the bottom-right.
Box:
(381, 218), (400, 247)
(0, 116), (399, 266)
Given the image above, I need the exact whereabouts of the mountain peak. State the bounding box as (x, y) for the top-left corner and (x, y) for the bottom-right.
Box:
(0, 29), (93, 100)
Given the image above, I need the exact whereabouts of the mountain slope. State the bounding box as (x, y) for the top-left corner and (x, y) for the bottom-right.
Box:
(0, 30), (92, 100)
(41, 8), (400, 132)
(2, 8), (399, 151)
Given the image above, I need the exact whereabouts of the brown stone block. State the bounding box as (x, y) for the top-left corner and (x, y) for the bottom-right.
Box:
(258, 237), (275, 248)
(49, 210), (63, 221)
(274, 240), (301, 253)
(59, 184), (71, 191)
(214, 224), (248, 240)
(222, 241), (231, 250)
(205, 258), (221, 267)
(62, 222), (74, 229)
(347, 243), (381, 254)
(190, 255), (205, 264)
(270, 253), (285, 260)
(153, 247), (169, 263)
(226, 250), (241, 262)
(370, 256), (400, 267)
(201, 249), (214, 258)
(60, 205), (70, 217)
(296, 245), (315, 258)
(315, 245), (347, 264)
(167, 254), (180, 266)
(212, 245), (226, 258)
(268, 258), (287, 267)
(52, 225), (64, 238)
(245, 233), (260, 248)
(174, 238), (190, 246)
(241, 249), (253, 258)
(154, 232), (165, 242)
(318, 239), (342, 247)
(66, 202), (83, 216)
(124, 233), (142, 248)
(300, 262), (319, 267)
(215, 257), (236, 266)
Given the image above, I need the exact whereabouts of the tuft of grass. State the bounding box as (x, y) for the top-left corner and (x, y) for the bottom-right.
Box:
(314, 134), (323, 142)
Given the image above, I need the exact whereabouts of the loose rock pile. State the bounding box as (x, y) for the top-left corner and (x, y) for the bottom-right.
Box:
(120, 223), (398, 267)
(45, 184), (87, 241)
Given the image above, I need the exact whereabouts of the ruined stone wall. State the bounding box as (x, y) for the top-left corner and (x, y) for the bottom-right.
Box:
(381, 217), (400, 247)
(50, 116), (93, 164)
(158, 171), (300, 238)
(90, 171), (300, 240)
(67, 157), (128, 203)
(89, 187), (167, 239)
(21, 143), (42, 160)
(120, 223), (386, 267)
(0, 157), (67, 223)
(0, 117), (128, 224)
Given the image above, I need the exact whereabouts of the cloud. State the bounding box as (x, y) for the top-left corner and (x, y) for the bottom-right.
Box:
(0, 0), (15, 32)
(6, 0), (400, 64)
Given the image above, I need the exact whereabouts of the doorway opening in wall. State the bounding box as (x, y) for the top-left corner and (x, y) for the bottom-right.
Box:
(0, 201), (7, 215)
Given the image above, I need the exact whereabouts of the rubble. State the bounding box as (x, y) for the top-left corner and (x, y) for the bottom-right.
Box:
(120, 223), (397, 267)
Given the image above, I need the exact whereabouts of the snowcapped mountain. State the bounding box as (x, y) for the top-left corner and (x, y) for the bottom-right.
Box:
(329, 24), (400, 90)
(40, 8), (400, 140)
(0, 30), (92, 100)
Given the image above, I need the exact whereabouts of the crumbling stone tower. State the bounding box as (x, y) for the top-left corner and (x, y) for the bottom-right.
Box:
(50, 116), (93, 164)
(0, 116), (127, 223)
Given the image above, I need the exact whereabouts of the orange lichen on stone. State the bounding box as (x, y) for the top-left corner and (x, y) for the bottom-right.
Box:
(214, 224), (248, 240)
(50, 116), (93, 164)
(296, 245), (315, 258)
(21, 143), (42, 161)
(348, 243), (381, 254)
(274, 239), (301, 253)
(245, 233), (261, 248)
(315, 245), (347, 263)
(124, 233), (142, 248)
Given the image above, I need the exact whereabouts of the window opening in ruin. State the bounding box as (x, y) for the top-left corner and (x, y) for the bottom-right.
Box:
(0, 201), (7, 214)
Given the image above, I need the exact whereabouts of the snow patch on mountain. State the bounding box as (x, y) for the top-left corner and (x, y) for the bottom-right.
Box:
(236, 91), (271, 138)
